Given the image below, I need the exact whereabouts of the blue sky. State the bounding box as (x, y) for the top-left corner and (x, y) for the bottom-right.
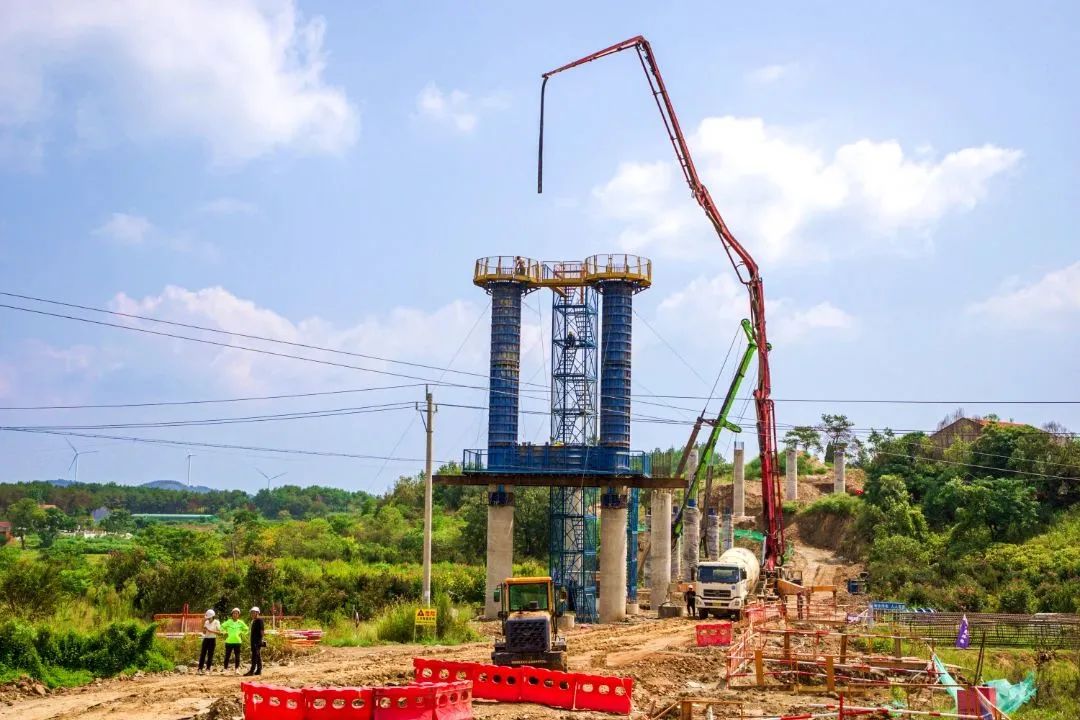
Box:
(0, 1), (1077, 493)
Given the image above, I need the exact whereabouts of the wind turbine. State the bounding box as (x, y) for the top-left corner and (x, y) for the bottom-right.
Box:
(66, 439), (98, 484)
(256, 468), (286, 491)
(186, 454), (197, 487)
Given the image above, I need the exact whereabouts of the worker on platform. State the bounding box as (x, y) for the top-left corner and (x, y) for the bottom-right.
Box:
(684, 585), (697, 619)
(221, 608), (248, 675)
(515, 256), (527, 275)
(565, 330), (576, 347)
(197, 609), (221, 674)
(243, 607), (265, 676)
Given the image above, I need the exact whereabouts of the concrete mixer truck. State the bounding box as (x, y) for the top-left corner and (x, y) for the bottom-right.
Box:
(694, 547), (760, 619)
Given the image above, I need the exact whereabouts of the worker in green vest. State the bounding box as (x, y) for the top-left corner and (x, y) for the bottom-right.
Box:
(220, 608), (249, 674)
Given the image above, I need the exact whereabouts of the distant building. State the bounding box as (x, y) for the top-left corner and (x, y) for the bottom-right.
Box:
(131, 513), (216, 524)
(0, 521), (11, 543)
(38, 504), (60, 511)
(930, 417), (1034, 455)
(91, 507), (112, 523)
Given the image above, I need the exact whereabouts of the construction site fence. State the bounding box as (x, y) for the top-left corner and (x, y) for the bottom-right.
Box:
(412, 657), (632, 715)
(242, 680), (473, 720)
(154, 613), (305, 634)
(884, 611), (1080, 649)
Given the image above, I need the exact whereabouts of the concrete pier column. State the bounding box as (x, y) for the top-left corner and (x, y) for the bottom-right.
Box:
(650, 492), (672, 613)
(671, 501), (682, 582)
(733, 443), (746, 517)
(834, 445), (847, 494)
(721, 510), (734, 552)
(599, 488), (628, 623)
(786, 447), (798, 501)
(683, 504), (700, 580)
(705, 509), (719, 560)
(484, 485), (514, 619)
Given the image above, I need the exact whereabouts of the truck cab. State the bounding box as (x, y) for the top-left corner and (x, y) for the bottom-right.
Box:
(695, 547), (760, 619)
(491, 576), (568, 671)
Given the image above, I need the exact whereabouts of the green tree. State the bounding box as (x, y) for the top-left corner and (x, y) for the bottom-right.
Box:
(783, 426), (823, 454)
(100, 509), (134, 534)
(38, 507), (75, 548)
(7, 498), (45, 549)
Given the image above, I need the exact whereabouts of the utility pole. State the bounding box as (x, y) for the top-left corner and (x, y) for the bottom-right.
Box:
(418, 387), (437, 607)
(186, 454), (196, 487)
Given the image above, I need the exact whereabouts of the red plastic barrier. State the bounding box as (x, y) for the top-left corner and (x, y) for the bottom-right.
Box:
(373, 684), (436, 720)
(242, 683), (305, 720)
(304, 686), (374, 720)
(573, 673), (633, 715)
(427, 681), (472, 720)
(471, 664), (521, 703)
(958, 686), (998, 720)
(413, 658), (476, 685)
(518, 666), (577, 710)
(695, 622), (733, 647)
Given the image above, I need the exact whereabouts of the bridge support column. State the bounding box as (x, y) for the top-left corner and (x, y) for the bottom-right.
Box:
(599, 488), (628, 624)
(484, 486), (514, 620)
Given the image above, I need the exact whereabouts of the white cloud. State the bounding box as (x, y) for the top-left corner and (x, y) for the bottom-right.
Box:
(107, 286), (513, 394)
(94, 213), (152, 246)
(93, 212), (217, 259)
(198, 197), (258, 216)
(594, 116), (1021, 264)
(746, 63), (798, 84)
(967, 261), (1080, 329)
(656, 273), (855, 346)
(0, 0), (357, 164)
(414, 83), (507, 134)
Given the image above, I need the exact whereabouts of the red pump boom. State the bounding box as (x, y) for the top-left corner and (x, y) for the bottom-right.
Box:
(538, 35), (785, 569)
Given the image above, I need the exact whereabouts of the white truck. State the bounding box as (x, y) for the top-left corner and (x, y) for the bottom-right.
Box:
(694, 547), (760, 619)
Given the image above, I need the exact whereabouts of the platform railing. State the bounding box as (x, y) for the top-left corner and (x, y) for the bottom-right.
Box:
(462, 446), (651, 476)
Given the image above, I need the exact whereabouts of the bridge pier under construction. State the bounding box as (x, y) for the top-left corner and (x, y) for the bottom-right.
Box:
(434, 254), (685, 623)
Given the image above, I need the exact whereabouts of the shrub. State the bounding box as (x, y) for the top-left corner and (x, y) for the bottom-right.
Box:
(0, 619), (163, 687)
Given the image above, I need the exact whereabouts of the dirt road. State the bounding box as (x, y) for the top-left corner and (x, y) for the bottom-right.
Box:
(2, 545), (856, 719)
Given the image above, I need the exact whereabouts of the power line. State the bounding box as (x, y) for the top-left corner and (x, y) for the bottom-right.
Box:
(0, 427), (451, 464)
(0, 291), (497, 383)
(0, 384), (428, 411)
(632, 308), (711, 388)
(635, 394), (1080, 405)
(0, 402), (415, 432)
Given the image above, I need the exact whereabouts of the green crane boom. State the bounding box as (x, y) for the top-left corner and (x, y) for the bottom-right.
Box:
(672, 319), (758, 543)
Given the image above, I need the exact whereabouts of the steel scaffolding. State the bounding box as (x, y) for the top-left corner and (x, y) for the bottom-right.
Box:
(548, 285), (600, 622)
(550, 286), (598, 445)
(548, 486), (599, 623)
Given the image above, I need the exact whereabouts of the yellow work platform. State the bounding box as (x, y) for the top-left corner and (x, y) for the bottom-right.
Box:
(473, 254), (652, 291)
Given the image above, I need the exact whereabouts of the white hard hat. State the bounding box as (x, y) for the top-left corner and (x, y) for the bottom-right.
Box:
(250, 606), (260, 613)
(204, 609), (215, 618)
(231, 608), (241, 614)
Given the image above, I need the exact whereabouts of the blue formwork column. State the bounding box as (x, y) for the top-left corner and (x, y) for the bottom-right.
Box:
(599, 281), (633, 472)
(626, 488), (639, 603)
(487, 282), (523, 470)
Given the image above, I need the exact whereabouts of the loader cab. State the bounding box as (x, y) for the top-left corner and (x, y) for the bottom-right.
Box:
(493, 577), (566, 619)
(491, 576), (569, 672)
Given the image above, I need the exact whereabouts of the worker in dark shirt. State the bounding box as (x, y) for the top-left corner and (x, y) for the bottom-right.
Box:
(684, 585), (697, 619)
(243, 606), (265, 676)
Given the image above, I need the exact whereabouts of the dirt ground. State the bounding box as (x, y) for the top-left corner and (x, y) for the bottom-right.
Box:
(0, 543), (861, 719)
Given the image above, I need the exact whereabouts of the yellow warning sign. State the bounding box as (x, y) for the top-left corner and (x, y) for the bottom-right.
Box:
(415, 608), (437, 627)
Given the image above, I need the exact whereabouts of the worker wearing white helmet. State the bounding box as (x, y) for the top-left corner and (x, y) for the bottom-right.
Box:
(221, 608), (248, 675)
(197, 609), (221, 674)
